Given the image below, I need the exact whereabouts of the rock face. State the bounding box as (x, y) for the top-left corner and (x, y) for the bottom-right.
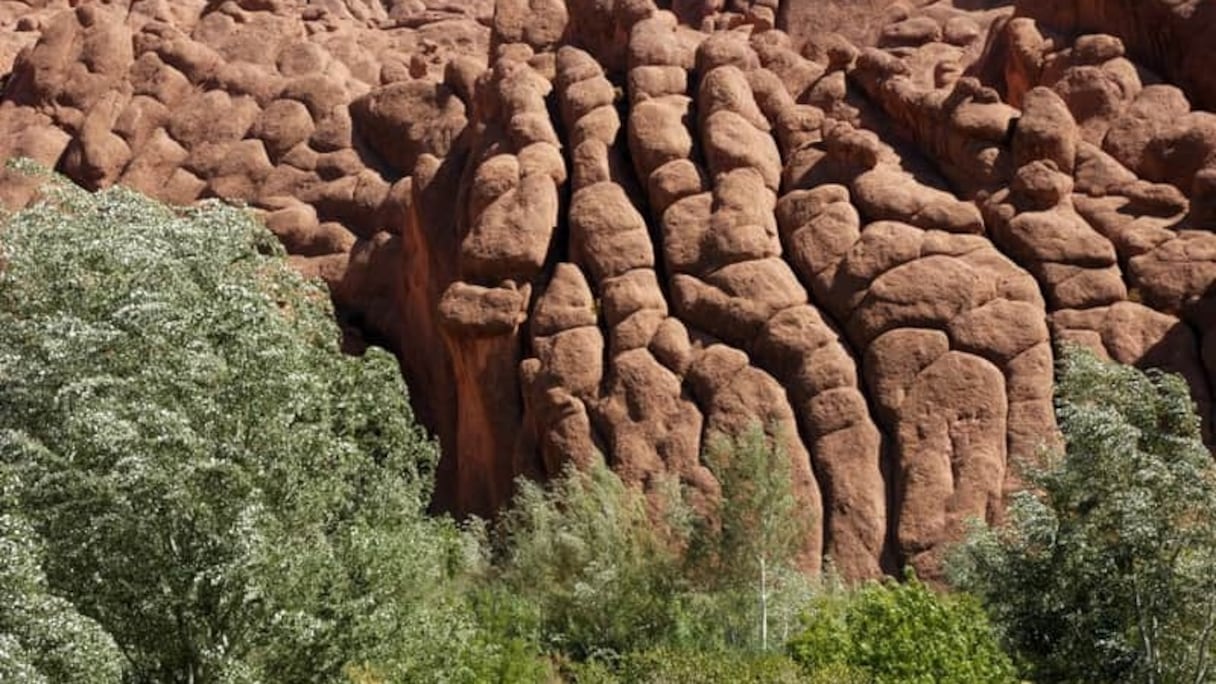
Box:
(3, 0), (1216, 580)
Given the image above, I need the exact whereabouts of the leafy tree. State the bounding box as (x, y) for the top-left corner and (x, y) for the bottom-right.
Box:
(0, 514), (125, 683)
(489, 456), (687, 661)
(950, 347), (1216, 683)
(685, 426), (814, 651)
(701, 427), (807, 578)
(787, 571), (1015, 683)
(0, 169), (519, 682)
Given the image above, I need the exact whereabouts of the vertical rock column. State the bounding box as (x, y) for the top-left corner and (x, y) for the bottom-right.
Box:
(743, 35), (889, 580)
(525, 46), (710, 498)
(837, 35), (1068, 495)
(437, 43), (567, 515)
(517, 262), (605, 477)
(626, 15), (824, 571)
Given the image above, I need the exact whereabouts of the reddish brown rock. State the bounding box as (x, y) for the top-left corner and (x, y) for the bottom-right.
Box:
(7, 0), (1216, 583)
(1015, 0), (1216, 113)
(350, 80), (468, 175)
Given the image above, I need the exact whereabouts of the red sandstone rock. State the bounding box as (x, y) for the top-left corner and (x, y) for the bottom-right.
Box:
(6, 0), (1216, 581)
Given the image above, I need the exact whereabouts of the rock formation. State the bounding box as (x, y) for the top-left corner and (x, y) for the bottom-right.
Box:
(3, 0), (1216, 580)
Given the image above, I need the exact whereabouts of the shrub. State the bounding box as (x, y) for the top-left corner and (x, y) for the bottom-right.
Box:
(950, 347), (1216, 683)
(489, 456), (686, 660)
(0, 170), (509, 682)
(787, 571), (1016, 683)
(610, 647), (808, 683)
(0, 514), (124, 683)
(561, 647), (825, 683)
(488, 424), (818, 662)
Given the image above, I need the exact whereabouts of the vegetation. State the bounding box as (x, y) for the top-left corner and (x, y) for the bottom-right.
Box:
(9, 169), (1216, 684)
(688, 428), (814, 651)
(0, 172), (513, 682)
(486, 458), (685, 660)
(0, 515), (124, 683)
(951, 347), (1216, 683)
(788, 571), (1015, 683)
(487, 429), (1007, 682)
(483, 425), (817, 665)
(563, 647), (815, 683)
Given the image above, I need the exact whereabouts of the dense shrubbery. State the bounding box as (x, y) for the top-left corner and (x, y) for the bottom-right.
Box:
(486, 430), (1007, 682)
(0, 515), (124, 683)
(787, 571), (1015, 683)
(9, 171), (1216, 683)
(0, 171), (515, 682)
(487, 459), (686, 660)
(482, 425), (817, 665)
(563, 647), (814, 683)
(952, 348), (1216, 683)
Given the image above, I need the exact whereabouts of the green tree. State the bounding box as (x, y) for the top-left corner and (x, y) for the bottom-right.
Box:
(489, 456), (686, 661)
(686, 426), (814, 651)
(787, 571), (1015, 684)
(950, 347), (1216, 683)
(0, 514), (125, 683)
(0, 168), (520, 682)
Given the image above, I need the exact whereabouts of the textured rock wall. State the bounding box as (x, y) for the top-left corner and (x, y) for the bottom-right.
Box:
(4, 0), (1216, 579)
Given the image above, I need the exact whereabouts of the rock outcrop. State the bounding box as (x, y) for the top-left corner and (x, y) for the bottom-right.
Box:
(4, 0), (1216, 580)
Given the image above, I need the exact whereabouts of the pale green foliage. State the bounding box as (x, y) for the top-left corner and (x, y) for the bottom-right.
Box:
(0, 514), (124, 683)
(488, 425), (819, 669)
(491, 456), (686, 660)
(0, 173), (508, 683)
(684, 426), (815, 651)
(787, 572), (1016, 683)
(564, 646), (813, 683)
(701, 426), (807, 577)
(951, 347), (1216, 683)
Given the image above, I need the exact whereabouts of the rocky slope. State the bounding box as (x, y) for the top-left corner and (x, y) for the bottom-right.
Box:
(3, 0), (1215, 580)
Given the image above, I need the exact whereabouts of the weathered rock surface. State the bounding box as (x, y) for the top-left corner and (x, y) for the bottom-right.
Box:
(4, 0), (1216, 580)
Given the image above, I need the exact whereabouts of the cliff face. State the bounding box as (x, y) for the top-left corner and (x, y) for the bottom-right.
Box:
(3, 0), (1216, 580)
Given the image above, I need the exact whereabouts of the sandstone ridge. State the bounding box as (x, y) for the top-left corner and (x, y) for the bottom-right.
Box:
(4, 0), (1216, 580)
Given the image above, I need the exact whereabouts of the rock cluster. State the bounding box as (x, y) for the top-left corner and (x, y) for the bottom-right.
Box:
(3, 0), (1216, 580)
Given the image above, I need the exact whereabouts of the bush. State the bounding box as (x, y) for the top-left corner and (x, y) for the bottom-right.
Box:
(562, 648), (869, 683)
(787, 572), (1016, 683)
(0, 514), (124, 683)
(489, 456), (686, 660)
(584, 647), (810, 683)
(487, 424), (819, 662)
(950, 348), (1216, 683)
(682, 426), (816, 651)
(0, 170), (515, 682)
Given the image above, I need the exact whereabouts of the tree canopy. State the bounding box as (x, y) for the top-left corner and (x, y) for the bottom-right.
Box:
(951, 347), (1216, 683)
(0, 170), (500, 683)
